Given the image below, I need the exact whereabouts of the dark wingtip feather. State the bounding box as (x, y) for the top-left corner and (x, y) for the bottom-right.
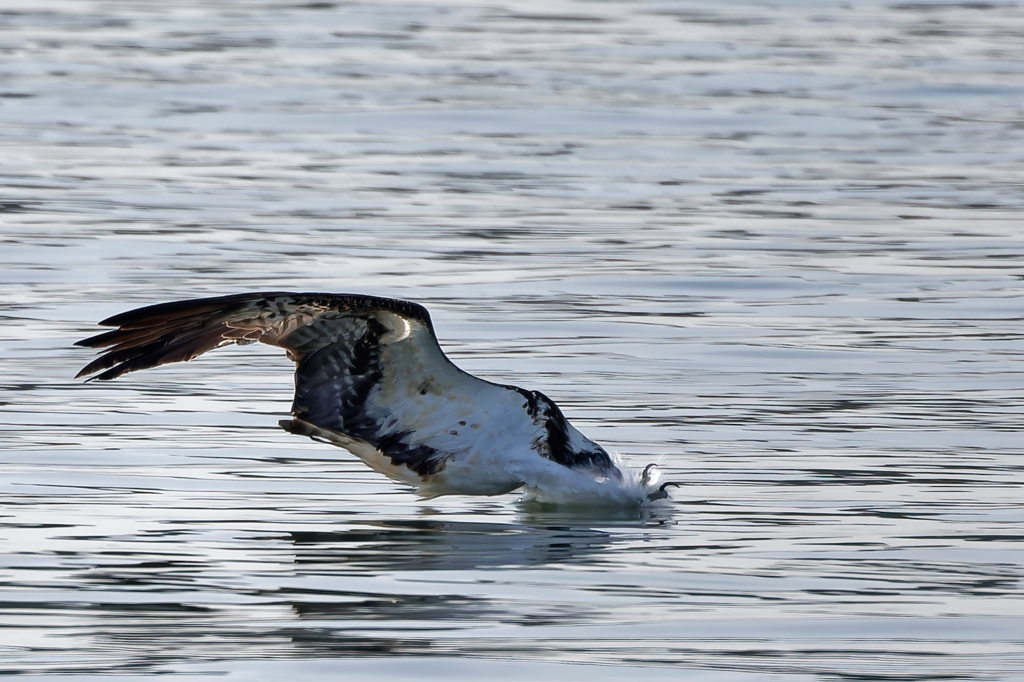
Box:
(74, 293), (291, 381)
(74, 297), (255, 381)
(74, 341), (157, 379)
(74, 364), (99, 380)
(76, 328), (130, 348)
(97, 291), (293, 328)
(75, 326), (230, 381)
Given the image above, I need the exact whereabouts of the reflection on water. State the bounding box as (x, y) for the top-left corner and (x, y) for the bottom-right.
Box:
(287, 519), (618, 571)
(2, 0), (1024, 679)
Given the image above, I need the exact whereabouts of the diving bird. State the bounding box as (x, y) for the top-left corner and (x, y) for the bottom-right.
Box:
(76, 292), (674, 504)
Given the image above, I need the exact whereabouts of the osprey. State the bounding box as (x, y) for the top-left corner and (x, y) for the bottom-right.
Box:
(76, 292), (674, 505)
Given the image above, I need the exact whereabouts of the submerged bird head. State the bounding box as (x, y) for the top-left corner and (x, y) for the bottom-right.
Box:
(520, 455), (680, 508)
(561, 421), (621, 480)
(526, 433), (680, 508)
(531, 408), (681, 507)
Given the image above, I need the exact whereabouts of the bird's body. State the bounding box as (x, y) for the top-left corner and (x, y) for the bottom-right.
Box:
(76, 292), (668, 505)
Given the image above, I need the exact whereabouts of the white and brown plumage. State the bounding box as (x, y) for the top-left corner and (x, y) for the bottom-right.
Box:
(76, 292), (672, 504)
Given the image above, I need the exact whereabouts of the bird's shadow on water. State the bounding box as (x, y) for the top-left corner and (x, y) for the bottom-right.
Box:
(238, 511), (675, 660)
(288, 501), (676, 573)
(272, 509), (680, 659)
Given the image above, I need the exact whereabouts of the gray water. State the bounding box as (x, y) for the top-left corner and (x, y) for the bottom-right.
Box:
(1, 0), (1023, 679)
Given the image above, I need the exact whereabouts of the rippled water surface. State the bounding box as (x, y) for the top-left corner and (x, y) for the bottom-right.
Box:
(2, 0), (1023, 679)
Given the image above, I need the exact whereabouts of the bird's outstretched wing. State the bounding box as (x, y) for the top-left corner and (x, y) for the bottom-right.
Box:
(75, 292), (435, 381)
(76, 292), (506, 482)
